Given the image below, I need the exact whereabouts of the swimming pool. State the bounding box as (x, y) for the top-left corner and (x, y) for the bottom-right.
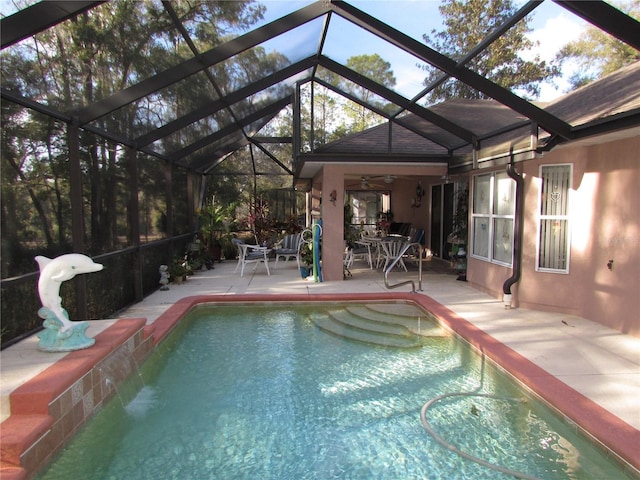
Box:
(36, 303), (635, 479)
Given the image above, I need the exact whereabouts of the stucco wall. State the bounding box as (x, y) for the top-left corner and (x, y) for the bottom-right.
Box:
(468, 135), (640, 336)
(316, 165), (444, 281)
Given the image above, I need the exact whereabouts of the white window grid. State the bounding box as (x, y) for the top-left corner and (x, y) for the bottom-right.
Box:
(536, 163), (572, 274)
(470, 171), (515, 267)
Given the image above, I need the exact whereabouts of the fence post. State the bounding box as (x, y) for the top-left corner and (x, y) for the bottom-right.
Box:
(127, 147), (143, 302)
(68, 125), (88, 319)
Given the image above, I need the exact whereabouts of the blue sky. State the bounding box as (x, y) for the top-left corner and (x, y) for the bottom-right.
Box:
(348, 0), (589, 102)
(1, 0), (589, 102)
(260, 0), (589, 102)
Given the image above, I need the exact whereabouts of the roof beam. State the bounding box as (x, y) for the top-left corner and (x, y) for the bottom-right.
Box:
(200, 141), (251, 174)
(331, 0), (573, 140)
(555, 1), (640, 51)
(1, 1), (104, 49)
(135, 57), (315, 147)
(252, 137), (292, 143)
(319, 56), (478, 146)
(170, 96), (292, 162)
(250, 140), (294, 176)
(313, 77), (453, 150)
(74, 2), (329, 125)
(573, 109), (640, 138)
(402, 0), (542, 112)
(0, 87), (170, 162)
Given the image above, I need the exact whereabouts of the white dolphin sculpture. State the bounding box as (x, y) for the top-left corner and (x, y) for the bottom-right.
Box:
(35, 254), (104, 332)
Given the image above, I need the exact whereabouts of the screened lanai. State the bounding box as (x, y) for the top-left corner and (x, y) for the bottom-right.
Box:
(2, 0), (639, 346)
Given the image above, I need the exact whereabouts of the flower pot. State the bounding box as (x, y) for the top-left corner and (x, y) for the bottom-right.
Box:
(299, 266), (311, 278)
(210, 244), (222, 262)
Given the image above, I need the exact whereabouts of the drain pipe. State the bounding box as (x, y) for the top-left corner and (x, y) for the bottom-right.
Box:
(503, 162), (524, 309)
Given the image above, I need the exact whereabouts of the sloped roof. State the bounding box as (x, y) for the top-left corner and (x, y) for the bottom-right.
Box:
(545, 60), (640, 127)
(310, 61), (640, 169)
(1, 1), (639, 178)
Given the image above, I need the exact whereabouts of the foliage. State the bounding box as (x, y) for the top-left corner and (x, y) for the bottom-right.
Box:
(342, 54), (397, 131)
(450, 182), (469, 244)
(375, 210), (394, 236)
(300, 241), (314, 266)
(170, 255), (189, 280)
(198, 199), (237, 247)
(298, 53), (396, 150)
(554, 1), (640, 89)
(247, 195), (277, 245)
(0, 1), (267, 276)
(422, 0), (559, 101)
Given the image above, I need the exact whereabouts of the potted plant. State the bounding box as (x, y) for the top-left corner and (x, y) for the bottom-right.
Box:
(248, 195), (277, 246)
(449, 182), (469, 278)
(376, 210), (393, 237)
(198, 199), (235, 262)
(299, 241), (314, 278)
(170, 255), (189, 284)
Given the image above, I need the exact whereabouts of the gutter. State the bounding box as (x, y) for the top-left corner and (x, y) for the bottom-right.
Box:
(502, 161), (524, 308)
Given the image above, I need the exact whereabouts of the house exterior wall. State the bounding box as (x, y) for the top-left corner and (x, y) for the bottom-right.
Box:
(389, 177), (430, 229)
(315, 164), (445, 281)
(467, 134), (640, 337)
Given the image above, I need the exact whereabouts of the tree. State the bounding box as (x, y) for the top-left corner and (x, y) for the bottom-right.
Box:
(422, 0), (559, 102)
(343, 54), (396, 131)
(555, 1), (640, 89)
(298, 54), (397, 148)
(0, 0), (268, 272)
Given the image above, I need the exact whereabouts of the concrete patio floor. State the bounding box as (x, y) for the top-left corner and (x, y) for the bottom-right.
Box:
(2, 257), (639, 453)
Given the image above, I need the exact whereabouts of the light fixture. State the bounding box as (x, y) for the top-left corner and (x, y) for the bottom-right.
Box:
(360, 177), (369, 189)
(384, 175), (395, 184)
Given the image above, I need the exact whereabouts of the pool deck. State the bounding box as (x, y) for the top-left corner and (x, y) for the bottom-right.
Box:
(1, 258), (639, 474)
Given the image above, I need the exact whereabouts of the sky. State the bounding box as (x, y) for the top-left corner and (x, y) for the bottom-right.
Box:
(259, 0), (590, 102)
(1, 0), (590, 102)
(348, 0), (589, 102)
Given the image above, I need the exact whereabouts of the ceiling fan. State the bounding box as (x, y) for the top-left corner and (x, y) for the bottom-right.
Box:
(346, 175), (398, 190)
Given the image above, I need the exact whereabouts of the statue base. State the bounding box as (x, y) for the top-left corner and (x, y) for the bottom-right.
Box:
(37, 308), (95, 352)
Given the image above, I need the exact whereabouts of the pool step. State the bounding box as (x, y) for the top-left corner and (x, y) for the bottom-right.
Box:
(311, 310), (423, 349)
(348, 304), (448, 338)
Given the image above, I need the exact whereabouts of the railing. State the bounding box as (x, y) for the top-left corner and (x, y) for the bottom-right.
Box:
(0, 233), (193, 349)
(383, 242), (426, 293)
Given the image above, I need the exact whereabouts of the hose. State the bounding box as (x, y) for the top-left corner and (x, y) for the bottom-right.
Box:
(420, 392), (541, 480)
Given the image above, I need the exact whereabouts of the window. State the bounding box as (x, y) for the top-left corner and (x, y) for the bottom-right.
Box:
(537, 164), (572, 273)
(471, 172), (515, 265)
(346, 191), (389, 233)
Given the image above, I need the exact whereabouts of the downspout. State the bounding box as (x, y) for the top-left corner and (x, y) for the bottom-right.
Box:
(502, 161), (524, 309)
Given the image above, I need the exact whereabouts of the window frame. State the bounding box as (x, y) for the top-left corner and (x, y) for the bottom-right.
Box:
(470, 171), (515, 267)
(536, 163), (572, 274)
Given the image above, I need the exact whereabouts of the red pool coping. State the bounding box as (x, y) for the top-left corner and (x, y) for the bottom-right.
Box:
(1, 293), (638, 478)
(0, 318), (149, 480)
(156, 293), (640, 473)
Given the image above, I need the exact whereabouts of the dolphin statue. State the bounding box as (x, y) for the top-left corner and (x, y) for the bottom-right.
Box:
(35, 254), (104, 332)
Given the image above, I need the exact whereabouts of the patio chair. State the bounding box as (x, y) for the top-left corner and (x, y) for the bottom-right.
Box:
(232, 238), (271, 277)
(380, 238), (408, 272)
(345, 240), (373, 269)
(274, 232), (302, 269)
(403, 228), (426, 266)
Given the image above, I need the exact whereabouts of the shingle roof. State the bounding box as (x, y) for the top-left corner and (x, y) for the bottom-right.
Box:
(312, 61), (640, 160)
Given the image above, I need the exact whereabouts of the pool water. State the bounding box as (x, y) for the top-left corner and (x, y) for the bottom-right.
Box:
(37, 304), (634, 479)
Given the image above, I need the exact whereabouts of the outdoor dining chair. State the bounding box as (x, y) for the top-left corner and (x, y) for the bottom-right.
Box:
(380, 238), (408, 272)
(273, 232), (303, 269)
(232, 238), (271, 277)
